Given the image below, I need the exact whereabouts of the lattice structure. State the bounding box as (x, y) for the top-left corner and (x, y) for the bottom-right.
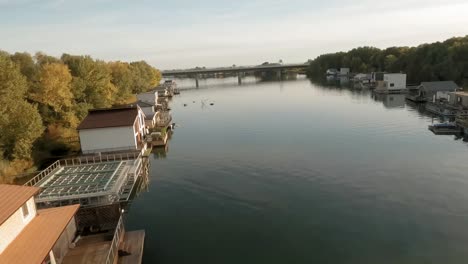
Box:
(30, 156), (143, 209)
(38, 162), (122, 199)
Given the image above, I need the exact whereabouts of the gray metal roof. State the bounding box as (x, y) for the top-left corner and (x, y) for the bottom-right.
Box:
(136, 100), (154, 107)
(420, 81), (458, 92)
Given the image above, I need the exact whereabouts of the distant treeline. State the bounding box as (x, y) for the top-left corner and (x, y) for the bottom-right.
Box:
(0, 51), (161, 182)
(306, 36), (468, 86)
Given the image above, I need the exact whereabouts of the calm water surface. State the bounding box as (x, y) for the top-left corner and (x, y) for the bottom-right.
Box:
(126, 76), (468, 264)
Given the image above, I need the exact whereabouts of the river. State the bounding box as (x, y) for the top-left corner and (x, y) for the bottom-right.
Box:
(126, 76), (468, 264)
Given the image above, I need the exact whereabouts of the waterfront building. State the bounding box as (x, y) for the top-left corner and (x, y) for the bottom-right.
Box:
(77, 106), (147, 154)
(338, 68), (350, 76)
(407, 81), (459, 102)
(448, 91), (468, 108)
(0, 184), (79, 264)
(326, 68), (338, 76)
(136, 100), (158, 128)
(137, 90), (158, 106)
(374, 73), (407, 94)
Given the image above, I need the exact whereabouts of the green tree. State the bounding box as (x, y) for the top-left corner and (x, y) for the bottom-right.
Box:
(0, 54), (44, 160)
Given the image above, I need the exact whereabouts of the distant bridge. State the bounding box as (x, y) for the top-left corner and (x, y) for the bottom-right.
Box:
(161, 63), (309, 87)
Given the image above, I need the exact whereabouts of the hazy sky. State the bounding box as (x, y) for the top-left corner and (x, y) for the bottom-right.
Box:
(1, 0), (468, 69)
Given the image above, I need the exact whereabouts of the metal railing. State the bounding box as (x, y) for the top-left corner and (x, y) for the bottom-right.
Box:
(24, 160), (61, 186)
(24, 152), (141, 188)
(62, 152), (141, 166)
(105, 215), (125, 264)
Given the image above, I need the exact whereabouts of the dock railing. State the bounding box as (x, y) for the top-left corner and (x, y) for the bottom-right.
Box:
(62, 152), (140, 166)
(24, 152), (141, 187)
(105, 215), (125, 264)
(24, 160), (61, 186)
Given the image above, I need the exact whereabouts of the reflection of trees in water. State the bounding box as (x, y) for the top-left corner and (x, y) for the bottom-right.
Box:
(310, 76), (352, 89)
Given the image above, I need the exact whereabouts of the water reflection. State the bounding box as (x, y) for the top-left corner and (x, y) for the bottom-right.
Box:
(371, 93), (406, 109)
(152, 144), (169, 159)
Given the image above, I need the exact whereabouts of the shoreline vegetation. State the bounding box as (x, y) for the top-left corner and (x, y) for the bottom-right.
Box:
(0, 51), (161, 183)
(1, 35), (467, 183)
(306, 35), (468, 87)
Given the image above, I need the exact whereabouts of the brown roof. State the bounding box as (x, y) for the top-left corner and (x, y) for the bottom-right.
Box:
(0, 204), (80, 264)
(77, 107), (139, 130)
(0, 184), (41, 226)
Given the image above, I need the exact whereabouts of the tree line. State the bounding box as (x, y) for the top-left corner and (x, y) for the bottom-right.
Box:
(306, 36), (468, 86)
(0, 51), (161, 182)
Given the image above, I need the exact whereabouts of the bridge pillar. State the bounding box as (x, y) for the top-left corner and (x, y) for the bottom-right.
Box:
(237, 72), (242, 85)
(195, 75), (199, 88)
(277, 70), (282, 81)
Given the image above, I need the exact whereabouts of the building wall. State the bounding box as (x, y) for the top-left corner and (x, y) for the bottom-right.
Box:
(51, 218), (77, 264)
(384, 74), (406, 90)
(79, 126), (137, 153)
(0, 197), (36, 253)
(434, 91), (451, 101)
(461, 96), (468, 108)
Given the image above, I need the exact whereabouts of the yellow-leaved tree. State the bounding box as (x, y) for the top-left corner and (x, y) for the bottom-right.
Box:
(33, 63), (74, 114)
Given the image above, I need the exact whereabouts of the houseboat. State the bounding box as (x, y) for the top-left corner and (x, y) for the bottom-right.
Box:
(374, 73), (407, 94)
(0, 184), (145, 264)
(77, 106), (148, 155)
(424, 90), (468, 117)
(406, 81), (458, 103)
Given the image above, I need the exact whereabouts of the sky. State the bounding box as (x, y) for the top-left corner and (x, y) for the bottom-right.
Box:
(1, 0), (468, 69)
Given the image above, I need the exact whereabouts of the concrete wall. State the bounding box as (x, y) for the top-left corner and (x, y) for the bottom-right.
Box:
(51, 218), (77, 264)
(0, 197), (36, 253)
(384, 74), (406, 90)
(79, 126), (137, 153)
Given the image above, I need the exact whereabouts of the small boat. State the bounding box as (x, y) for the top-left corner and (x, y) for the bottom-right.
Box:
(428, 122), (461, 135)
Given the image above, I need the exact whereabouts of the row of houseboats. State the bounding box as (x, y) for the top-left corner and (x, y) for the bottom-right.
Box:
(0, 80), (179, 264)
(349, 71), (468, 135)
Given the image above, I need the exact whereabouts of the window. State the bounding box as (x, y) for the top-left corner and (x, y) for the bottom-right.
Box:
(390, 83), (395, 87)
(21, 203), (29, 218)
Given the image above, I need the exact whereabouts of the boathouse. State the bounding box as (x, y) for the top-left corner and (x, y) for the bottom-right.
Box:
(448, 91), (468, 108)
(137, 100), (158, 128)
(408, 81), (459, 102)
(77, 106), (147, 154)
(374, 73), (407, 94)
(0, 184), (79, 264)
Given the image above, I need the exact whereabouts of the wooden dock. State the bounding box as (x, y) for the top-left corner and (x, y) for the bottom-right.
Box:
(118, 230), (145, 264)
(149, 133), (169, 147)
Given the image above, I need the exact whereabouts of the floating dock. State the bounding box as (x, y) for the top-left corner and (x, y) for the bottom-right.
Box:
(25, 152), (143, 209)
(428, 124), (462, 135)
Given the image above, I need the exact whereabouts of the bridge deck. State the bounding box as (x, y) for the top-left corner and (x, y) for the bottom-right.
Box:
(162, 63), (308, 76)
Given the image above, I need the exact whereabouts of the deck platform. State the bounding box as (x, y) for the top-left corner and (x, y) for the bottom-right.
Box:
(118, 230), (145, 264)
(25, 152), (143, 209)
(63, 233), (113, 264)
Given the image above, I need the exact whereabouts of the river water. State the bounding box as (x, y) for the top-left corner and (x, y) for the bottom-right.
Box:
(126, 76), (468, 264)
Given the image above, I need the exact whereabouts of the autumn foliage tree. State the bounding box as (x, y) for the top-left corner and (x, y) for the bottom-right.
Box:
(0, 51), (161, 182)
(33, 63), (73, 114)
